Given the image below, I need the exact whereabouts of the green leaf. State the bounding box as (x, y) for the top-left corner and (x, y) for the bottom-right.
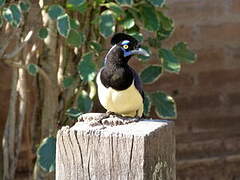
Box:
(66, 108), (82, 118)
(67, 30), (85, 47)
(57, 14), (70, 37)
(127, 7), (140, 20)
(139, 4), (159, 31)
(157, 11), (174, 40)
(0, 0), (5, 7)
(3, 8), (13, 23)
(104, 3), (125, 17)
(148, 37), (161, 48)
(119, 11), (135, 29)
(27, 64), (39, 76)
(67, 0), (85, 6)
(157, 28), (172, 41)
(132, 33), (144, 42)
(159, 48), (181, 73)
(126, 29), (143, 42)
(78, 52), (96, 82)
(91, 15), (100, 25)
(63, 76), (74, 88)
(19, 1), (30, 12)
(144, 94), (151, 116)
(125, 25), (143, 41)
(37, 137), (56, 172)
(3, 5), (22, 27)
(99, 10), (115, 38)
(96, 0), (105, 4)
(125, 25), (139, 34)
(115, 0), (133, 5)
(172, 42), (197, 63)
(140, 65), (162, 84)
(77, 90), (92, 113)
(137, 46), (151, 62)
(70, 18), (80, 30)
(147, 0), (165, 7)
(48, 5), (65, 20)
(38, 28), (48, 39)
(150, 91), (177, 119)
(66, 1), (87, 13)
(89, 41), (102, 53)
(158, 11), (174, 31)
(10, 4), (22, 27)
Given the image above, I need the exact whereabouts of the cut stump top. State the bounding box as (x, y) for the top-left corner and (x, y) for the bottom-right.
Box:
(72, 113), (174, 136)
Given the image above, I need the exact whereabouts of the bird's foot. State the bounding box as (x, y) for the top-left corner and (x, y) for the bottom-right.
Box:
(87, 112), (114, 127)
(78, 112), (141, 127)
(101, 113), (140, 126)
(78, 113), (106, 127)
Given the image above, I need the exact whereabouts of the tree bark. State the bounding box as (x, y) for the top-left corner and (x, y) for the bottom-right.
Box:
(33, 1), (60, 179)
(56, 113), (176, 180)
(39, 7), (59, 138)
(2, 67), (18, 180)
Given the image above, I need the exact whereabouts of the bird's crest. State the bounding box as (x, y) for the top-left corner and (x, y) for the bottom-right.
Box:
(111, 33), (138, 46)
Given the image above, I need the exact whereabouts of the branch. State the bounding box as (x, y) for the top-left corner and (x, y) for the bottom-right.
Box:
(4, 60), (25, 69)
(57, 43), (66, 87)
(2, 30), (34, 59)
(38, 66), (52, 86)
(0, 29), (20, 57)
(4, 59), (52, 86)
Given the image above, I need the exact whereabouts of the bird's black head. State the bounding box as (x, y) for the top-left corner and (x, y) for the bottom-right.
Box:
(105, 33), (149, 65)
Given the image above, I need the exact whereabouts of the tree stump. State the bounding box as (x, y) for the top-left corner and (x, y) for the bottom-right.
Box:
(56, 113), (175, 180)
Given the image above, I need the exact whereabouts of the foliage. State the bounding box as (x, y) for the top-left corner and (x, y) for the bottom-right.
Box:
(27, 64), (39, 76)
(150, 91), (177, 118)
(140, 65), (162, 84)
(38, 28), (48, 39)
(78, 52), (96, 82)
(37, 137), (56, 172)
(0, 0), (197, 176)
(32, 0), (196, 119)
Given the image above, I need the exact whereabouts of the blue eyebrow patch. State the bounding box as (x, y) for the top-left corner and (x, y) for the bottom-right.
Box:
(121, 40), (130, 45)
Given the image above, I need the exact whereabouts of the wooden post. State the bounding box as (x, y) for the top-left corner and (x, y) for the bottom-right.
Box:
(56, 113), (175, 180)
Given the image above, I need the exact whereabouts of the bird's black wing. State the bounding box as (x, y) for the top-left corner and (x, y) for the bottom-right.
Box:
(130, 67), (144, 100)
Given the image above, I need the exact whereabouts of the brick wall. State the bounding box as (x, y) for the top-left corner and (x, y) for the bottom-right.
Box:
(154, 0), (240, 179)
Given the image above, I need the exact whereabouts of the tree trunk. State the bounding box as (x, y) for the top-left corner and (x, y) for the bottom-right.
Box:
(33, 0), (60, 179)
(2, 51), (34, 180)
(39, 8), (59, 138)
(2, 67), (18, 180)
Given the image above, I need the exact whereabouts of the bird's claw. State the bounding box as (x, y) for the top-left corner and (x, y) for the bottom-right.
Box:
(101, 114), (140, 126)
(79, 112), (140, 127)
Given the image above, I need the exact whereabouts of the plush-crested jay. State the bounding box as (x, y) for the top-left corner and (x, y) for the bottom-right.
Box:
(96, 33), (149, 118)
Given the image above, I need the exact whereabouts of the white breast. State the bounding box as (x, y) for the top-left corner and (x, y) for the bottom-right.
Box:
(96, 72), (143, 117)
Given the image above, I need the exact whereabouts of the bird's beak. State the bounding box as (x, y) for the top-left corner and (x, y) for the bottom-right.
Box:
(131, 48), (150, 57)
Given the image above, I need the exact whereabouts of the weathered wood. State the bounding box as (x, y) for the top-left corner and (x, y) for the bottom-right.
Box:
(56, 113), (175, 180)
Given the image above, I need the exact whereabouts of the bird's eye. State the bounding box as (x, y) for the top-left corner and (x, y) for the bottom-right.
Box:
(123, 45), (128, 49)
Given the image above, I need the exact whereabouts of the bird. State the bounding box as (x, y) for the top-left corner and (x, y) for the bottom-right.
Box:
(96, 33), (149, 118)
